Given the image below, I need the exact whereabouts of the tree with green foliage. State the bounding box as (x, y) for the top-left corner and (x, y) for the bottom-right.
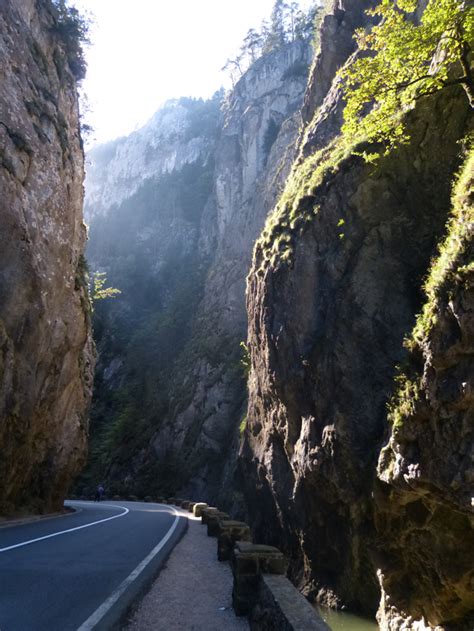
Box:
(92, 272), (121, 302)
(243, 28), (264, 62)
(340, 0), (474, 154)
(265, 0), (288, 52)
(52, 0), (90, 81)
(286, 2), (300, 41)
(221, 56), (245, 87)
(221, 1), (320, 86)
(294, 2), (321, 41)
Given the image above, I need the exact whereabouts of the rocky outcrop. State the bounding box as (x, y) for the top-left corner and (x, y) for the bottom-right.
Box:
(241, 0), (472, 623)
(81, 41), (313, 501)
(301, 0), (376, 149)
(375, 151), (474, 630)
(0, 0), (94, 514)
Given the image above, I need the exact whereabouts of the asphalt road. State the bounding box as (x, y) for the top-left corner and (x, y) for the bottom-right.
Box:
(0, 501), (187, 631)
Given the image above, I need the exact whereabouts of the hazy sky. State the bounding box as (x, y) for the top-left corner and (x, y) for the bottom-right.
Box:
(74, 0), (313, 146)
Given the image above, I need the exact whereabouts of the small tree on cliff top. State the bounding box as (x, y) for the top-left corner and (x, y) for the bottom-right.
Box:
(52, 0), (90, 81)
(340, 0), (474, 155)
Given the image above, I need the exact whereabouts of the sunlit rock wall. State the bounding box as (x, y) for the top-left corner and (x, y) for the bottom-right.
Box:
(0, 0), (94, 514)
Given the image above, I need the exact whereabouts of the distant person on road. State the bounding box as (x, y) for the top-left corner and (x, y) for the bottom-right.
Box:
(95, 484), (105, 502)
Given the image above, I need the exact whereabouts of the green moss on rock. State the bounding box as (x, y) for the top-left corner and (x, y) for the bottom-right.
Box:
(410, 147), (474, 348)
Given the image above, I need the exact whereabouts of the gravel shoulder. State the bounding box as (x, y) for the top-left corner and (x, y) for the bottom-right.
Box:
(124, 508), (249, 630)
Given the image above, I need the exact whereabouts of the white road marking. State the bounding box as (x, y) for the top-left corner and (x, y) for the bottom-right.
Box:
(0, 504), (130, 553)
(76, 507), (180, 631)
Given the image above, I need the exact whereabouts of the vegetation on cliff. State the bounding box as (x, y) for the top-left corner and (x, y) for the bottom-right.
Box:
(388, 144), (474, 432)
(76, 150), (218, 497)
(243, 0), (473, 626)
(52, 0), (90, 81)
(341, 0), (474, 153)
(222, 0), (319, 83)
(254, 0), (474, 272)
(376, 145), (473, 628)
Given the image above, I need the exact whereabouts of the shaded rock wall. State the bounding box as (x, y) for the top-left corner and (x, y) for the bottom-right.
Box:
(241, 0), (472, 623)
(375, 151), (474, 630)
(0, 0), (94, 514)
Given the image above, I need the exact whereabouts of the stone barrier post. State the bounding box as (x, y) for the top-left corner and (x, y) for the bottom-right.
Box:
(193, 502), (208, 517)
(206, 512), (230, 536)
(217, 521), (252, 561)
(231, 542), (287, 616)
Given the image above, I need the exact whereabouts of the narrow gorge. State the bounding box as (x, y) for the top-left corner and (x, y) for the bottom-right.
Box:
(80, 38), (313, 504)
(0, 0), (472, 630)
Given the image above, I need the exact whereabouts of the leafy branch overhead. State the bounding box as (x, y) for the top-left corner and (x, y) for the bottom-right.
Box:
(340, 0), (474, 155)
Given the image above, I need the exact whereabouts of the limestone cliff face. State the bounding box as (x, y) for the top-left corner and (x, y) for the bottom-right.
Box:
(82, 96), (222, 495)
(82, 41), (312, 500)
(242, 0), (472, 624)
(0, 0), (94, 514)
(159, 41), (313, 503)
(84, 99), (218, 220)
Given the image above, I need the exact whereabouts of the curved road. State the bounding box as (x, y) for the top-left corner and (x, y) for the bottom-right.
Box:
(0, 501), (187, 630)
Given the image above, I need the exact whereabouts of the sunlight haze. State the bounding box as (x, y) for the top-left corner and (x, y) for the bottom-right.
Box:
(75, 0), (313, 146)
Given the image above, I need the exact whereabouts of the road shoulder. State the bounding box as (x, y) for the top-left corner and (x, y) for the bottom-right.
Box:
(124, 508), (249, 631)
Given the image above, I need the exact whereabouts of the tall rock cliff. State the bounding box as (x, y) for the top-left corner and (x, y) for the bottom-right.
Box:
(82, 95), (222, 495)
(375, 151), (474, 629)
(242, 0), (472, 626)
(160, 41), (314, 504)
(0, 0), (94, 514)
(81, 40), (313, 500)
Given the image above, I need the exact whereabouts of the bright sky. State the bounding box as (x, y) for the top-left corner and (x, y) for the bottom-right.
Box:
(74, 0), (313, 146)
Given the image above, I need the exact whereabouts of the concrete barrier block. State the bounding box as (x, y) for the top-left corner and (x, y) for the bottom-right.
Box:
(200, 507), (218, 524)
(181, 500), (190, 510)
(250, 574), (330, 631)
(231, 542), (288, 616)
(207, 512), (230, 537)
(188, 502), (196, 513)
(193, 502), (208, 517)
(217, 521), (252, 561)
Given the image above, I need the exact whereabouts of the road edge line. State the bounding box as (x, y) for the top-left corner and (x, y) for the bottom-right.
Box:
(76, 506), (181, 631)
(0, 504), (129, 553)
(0, 505), (83, 531)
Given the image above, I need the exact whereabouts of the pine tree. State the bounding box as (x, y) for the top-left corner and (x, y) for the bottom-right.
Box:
(287, 2), (300, 41)
(243, 28), (264, 62)
(265, 0), (287, 52)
